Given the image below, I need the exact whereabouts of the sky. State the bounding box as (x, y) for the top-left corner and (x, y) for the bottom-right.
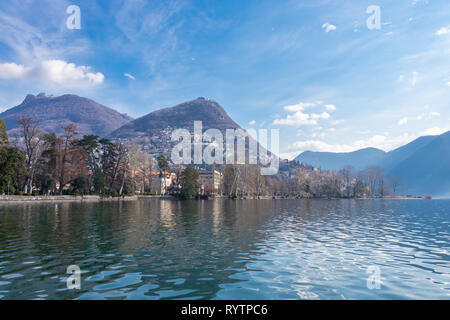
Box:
(0, 0), (449, 159)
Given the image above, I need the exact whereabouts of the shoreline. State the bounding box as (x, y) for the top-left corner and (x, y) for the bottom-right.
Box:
(0, 195), (433, 204)
(0, 195), (175, 204)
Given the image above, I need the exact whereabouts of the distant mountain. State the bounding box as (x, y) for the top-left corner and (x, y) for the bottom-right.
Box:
(295, 148), (387, 171)
(378, 135), (437, 172)
(0, 93), (133, 137)
(387, 131), (450, 196)
(110, 97), (245, 156)
(294, 131), (450, 196)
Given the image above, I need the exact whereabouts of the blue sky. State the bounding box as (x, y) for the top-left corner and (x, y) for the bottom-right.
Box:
(0, 0), (449, 159)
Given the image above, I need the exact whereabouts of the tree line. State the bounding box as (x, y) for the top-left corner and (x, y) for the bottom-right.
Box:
(0, 117), (155, 196)
(0, 116), (403, 199)
(219, 162), (404, 199)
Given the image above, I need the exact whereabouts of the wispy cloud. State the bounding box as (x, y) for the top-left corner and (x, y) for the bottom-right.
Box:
(124, 73), (136, 80)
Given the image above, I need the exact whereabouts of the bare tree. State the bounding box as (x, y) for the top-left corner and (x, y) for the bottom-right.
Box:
(52, 124), (88, 194)
(364, 166), (385, 197)
(390, 176), (402, 196)
(16, 116), (44, 194)
(222, 164), (239, 198)
(339, 165), (355, 198)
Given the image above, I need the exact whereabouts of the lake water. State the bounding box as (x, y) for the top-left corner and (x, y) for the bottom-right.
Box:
(0, 199), (448, 300)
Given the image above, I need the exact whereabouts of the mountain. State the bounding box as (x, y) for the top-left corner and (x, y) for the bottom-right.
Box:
(0, 93), (133, 137)
(110, 97), (245, 155)
(387, 131), (450, 196)
(377, 135), (437, 172)
(294, 131), (450, 196)
(112, 97), (240, 138)
(295, 148), (387, 171)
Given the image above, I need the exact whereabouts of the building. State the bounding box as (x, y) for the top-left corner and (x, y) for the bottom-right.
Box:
(149, 172), (177, 195)
(198, 169), (223, 195)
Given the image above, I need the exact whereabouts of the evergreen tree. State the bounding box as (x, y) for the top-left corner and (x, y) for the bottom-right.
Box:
(0, 147), (26, 193)
(157, 154), (171, 194)
(0, 119), (9, 146)
(180, 167), (199, 199)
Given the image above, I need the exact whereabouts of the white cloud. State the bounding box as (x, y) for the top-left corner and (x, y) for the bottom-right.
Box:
(283, 101), (318, 112)
(124, 73), (136, 80)
(275, 100), (335, 126)
(311, 112), (330, 120)
(279, 151), (302, 160)
(353, 135), (386, 149)
(288, 133), (416, 155)
(398, 117), (408, 126)
(289, 140), (354, 153)
(249, 120), (256, 125)
(322, 23), (337, 33)
(324, 104), (336, 111)
(423, 127), (448, 136)
(0, 62), (28, 79)
(430, 112), (440, 116)
(436, 26), (450, 36)
(0, 60), (104, 87)
(273, 111), (318, 126)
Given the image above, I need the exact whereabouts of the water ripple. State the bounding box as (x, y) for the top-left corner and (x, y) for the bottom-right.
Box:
(0, 199), (448, 299)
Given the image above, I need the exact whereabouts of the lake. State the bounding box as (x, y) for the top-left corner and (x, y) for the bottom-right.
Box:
(0, 199), (448, 300)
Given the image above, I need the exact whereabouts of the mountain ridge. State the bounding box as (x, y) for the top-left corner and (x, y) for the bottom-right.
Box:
(0, 93), (133, 137)
(109, 97), (251, 157)
(111, 97), (241, 138)
(296, 147), (387, 171)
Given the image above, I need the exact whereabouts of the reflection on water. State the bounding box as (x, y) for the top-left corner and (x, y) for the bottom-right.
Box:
(0, 199), (448, 300)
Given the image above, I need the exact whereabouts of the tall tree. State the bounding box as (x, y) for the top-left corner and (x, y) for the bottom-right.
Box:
(222, 164), (238, 198)
(0, 119), (8, 146)
(16, 116), (43, 194)
(0, 123), (26, 193)
(0, 119), (25, 194)
(390, 176), (402, 196)
(180, 167), (199, 199)
(42, 124), (88, 194)
(157, 154), (170, 194)
(78, 135), (100, 173)
(364, 166), (385, 197)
